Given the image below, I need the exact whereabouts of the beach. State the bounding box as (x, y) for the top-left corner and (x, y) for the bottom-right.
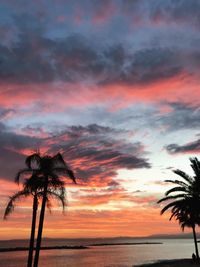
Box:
(135, 259), (200, 267)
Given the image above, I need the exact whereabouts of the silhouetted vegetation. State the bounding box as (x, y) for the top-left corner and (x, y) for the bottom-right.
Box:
(25, 152), (76, 267)
(5, 151), (200, 266)
(4, 151), (76, 267)
(4, 174), (66, 267)
(158, 157), (200, 260)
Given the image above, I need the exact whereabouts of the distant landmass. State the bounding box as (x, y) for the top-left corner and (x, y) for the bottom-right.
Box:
(0, 242), (164, 253)
(0, 245), (88, 252)
(0, 233), (195, 249)
(147, 233), (199, 239)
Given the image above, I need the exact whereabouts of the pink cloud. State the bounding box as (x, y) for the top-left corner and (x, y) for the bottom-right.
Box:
(1, 72), (199, 114)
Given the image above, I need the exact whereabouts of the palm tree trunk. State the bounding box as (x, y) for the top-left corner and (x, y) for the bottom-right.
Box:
(192, 225), (199, 260)
(27, 194), (38, 267)
(33, 179), (48, 267)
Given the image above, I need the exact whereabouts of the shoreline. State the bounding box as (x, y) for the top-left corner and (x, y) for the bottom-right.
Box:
(0, 242), (163, 253)
(91, 242), (163, 247)
(0, 245), (88, 252)
(134, 259), (200, 267)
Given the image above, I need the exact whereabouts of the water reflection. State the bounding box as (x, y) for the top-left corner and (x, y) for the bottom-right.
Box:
(0, 239), (195, 267)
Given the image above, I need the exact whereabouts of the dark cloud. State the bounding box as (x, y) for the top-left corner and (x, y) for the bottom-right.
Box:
(0, 30), (104, 84)
(63, 124), (124, 138)
(0, 14), (55, 83)
(0, 123), (150, 183)
(3, 0), (200, 24)
(0, 29), (187, 86)
(0, 123), (41, 180)
(0, 108), (14, 120)
(0, 127), (40, 151)
(0, 147), (25, 181)
(159, 102), (200, 131)
(130, 49), (180, 83)
(166, 138), (200, 154)
(51, 34), (106, 82)
(102, 48), (181, 85)
(119, 0), (200, 27)
(149, 0), (200, 26)
(0, 5), (199, 86)
(48, 124), (151, 184)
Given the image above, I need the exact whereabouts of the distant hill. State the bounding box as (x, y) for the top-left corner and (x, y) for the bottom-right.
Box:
(147, 233), (198, 239)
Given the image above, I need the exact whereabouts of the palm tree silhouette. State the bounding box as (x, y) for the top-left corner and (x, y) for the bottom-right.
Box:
(158, 157), (200, 260)
(4, 172), (66, 267)
(18, 152), (76, 267)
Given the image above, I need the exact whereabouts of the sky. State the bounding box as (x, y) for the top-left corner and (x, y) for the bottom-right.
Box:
(0, 0), (200, 240)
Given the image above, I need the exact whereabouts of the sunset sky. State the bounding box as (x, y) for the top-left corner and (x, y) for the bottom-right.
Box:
(0, 0), (200, 240)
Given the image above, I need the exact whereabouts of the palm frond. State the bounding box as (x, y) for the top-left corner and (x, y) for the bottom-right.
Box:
(173, 170), (193, 185)
(165, 186), (188, 196)
(46, 197), (52, 213)
(180, 222), (186, 231)
(53, 167), (76, 184)
(157, 194), (186, 204)
(24, 177), (44, 193)
(25, 153), (41, 169)
(66, 169), (76, 184)
(190, 157), (200, 178)
(48, 179), (65, 189)
(160, 200), (183, 215)
(15, 169), (32, 184)
(53, 153), (67, 167)
(4, 199), (14, 220)
(164, 179), (189, 187)
(169, 208), (180, 220)
(49, 173), (59, 181)
(46, 190), (67, 212)
(4, 190), (30, 219)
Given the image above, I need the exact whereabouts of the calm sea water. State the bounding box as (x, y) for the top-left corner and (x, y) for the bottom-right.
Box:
(0, 239), (195, 267)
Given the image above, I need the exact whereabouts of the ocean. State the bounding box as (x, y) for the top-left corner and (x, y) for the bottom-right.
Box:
(0, 238), (195, 267)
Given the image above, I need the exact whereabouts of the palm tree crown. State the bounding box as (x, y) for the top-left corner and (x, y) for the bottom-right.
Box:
(16, 152), (76, 185)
